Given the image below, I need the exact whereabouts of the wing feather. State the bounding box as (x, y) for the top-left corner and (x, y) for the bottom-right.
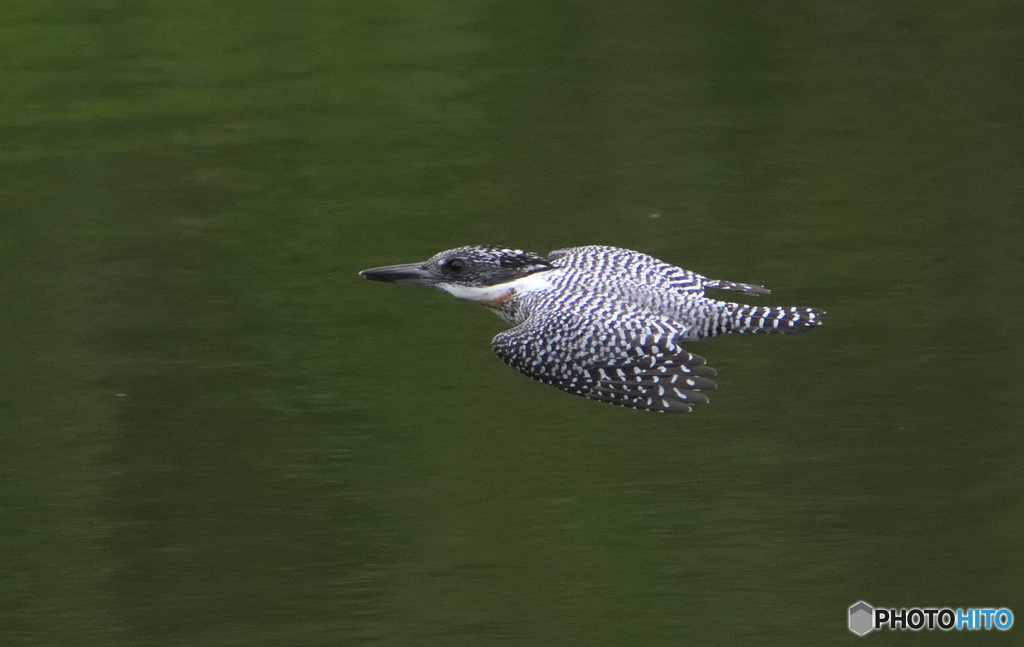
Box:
(491, 306), (718, 412)
(548, 245), (706, 295)
(549, 246), (770, 297)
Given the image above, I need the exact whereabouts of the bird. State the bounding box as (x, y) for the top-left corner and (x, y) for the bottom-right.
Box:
(359, 245), (823, 412)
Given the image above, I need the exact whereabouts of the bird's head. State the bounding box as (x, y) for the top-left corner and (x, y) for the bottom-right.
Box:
(359, 245), (552, 300)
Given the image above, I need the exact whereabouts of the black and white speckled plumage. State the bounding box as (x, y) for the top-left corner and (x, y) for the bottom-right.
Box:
(360, 245), (823, 412)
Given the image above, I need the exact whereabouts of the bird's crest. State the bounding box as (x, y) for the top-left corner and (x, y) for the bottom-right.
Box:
(422, 245), (552, 287)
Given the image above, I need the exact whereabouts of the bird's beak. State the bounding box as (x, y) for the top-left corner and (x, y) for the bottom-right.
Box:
(359, 262), (439, 286)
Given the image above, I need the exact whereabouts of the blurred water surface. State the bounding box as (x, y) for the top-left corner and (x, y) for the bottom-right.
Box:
(1, 2), (1022, 645)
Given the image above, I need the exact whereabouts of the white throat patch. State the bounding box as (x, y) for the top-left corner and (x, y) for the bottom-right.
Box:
(436, 272), (552, 302)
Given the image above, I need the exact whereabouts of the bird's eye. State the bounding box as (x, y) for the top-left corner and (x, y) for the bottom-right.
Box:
(443, 258), (465, 273)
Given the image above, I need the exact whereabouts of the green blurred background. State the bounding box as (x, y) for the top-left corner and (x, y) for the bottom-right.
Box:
(2, 1), (1021, 644)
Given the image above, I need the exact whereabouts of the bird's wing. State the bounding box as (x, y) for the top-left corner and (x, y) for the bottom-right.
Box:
(548, 245), (707, 295)
(490, 304), (718, 412)
(549, 245), (770, 296)
(702, 278), (771, 296)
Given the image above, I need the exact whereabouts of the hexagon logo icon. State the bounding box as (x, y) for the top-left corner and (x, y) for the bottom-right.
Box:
(849, 601), (874, 636)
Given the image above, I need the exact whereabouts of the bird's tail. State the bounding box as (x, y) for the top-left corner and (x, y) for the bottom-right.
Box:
(720, 304), (824, 334)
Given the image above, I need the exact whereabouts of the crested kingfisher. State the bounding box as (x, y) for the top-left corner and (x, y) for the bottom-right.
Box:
(360, 245), (823, 412)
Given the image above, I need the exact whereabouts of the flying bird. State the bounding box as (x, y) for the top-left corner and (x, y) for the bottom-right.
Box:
(360, 245), (822, 412)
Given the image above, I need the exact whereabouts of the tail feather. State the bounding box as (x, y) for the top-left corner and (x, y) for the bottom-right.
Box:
(723, 305), (823, 334)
